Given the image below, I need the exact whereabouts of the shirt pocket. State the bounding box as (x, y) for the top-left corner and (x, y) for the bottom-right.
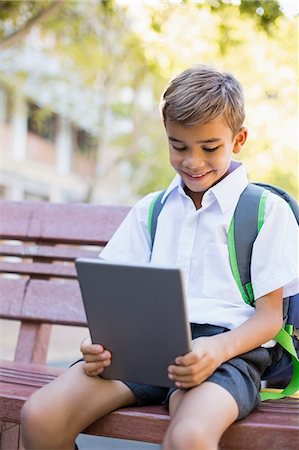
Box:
(203, 243), (242, 300)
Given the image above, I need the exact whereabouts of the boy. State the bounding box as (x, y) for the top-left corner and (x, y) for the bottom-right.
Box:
(21, 65), (298, 450)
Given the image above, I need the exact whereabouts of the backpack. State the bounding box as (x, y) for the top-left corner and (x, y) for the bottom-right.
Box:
(148, 182), (299, 401)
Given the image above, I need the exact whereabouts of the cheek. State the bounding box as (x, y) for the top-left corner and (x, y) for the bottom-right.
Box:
(216, 149), (233, 166)
(169, 151), (180, 168)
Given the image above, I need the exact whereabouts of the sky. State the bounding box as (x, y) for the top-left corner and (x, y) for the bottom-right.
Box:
(278, 0), (299, 17)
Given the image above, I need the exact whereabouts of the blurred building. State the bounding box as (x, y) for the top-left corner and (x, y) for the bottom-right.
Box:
(1, 83), (97, 203)
(0, 41), (135, 205)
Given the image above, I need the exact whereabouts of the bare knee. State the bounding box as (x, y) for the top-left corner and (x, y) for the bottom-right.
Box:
(21, 392), (73, 449)
(163, 420), (218, 450)
(21, 394), (45, 434)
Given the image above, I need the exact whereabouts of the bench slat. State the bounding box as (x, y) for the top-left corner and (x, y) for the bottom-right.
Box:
(0, 422), (22, 450)
(0, 201), (130, 245)
(0, 279), (86, 326)
(0, 278), (27, 317)
(0, 261), (76, 279)
(0, 244), (100, 261)
(24, 280), (86, 325)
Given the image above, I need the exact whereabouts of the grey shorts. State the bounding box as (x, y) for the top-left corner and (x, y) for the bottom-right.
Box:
(123, 323), (281, 420)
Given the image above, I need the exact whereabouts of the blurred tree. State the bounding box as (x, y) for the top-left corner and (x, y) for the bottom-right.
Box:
(121, 2), (297, 199)
(0, 1), (64, 50)
(0, 0), (297, 200)
(0, 0), (284, 50)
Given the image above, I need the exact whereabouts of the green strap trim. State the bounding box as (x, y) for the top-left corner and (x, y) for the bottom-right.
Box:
(260, 328), (299, 401)
(256, 191), (299, 401)
(257, 190), (270, 232)
(148, 191), (162, 242)
(285, 324), (294, 335)
(245, 282), (254, 303)
(255, 191), (299, 400)
(230, 190), (269, 306)
(228, 218), (251, 304)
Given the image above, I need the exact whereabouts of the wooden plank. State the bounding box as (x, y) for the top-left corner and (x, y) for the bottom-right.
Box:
(0, 278), (26, 317)
(0, 362), (64, 423)
(19, 433), (26, 450)
(14, 323), (52, 364)
(84, 405), (170, 444)
(0, 361), (63, 389)
(0, 279), (86, 326)
(219, 401), (299, 449)
(0, 244), (100, 261)
(0, 422), (20, 450)
(84, 399), (299, 448)
(0, 201), (130, 245)
(23, 280), (86, 326)
(0, 261), (77, 279)
(0, 360), (64, 378)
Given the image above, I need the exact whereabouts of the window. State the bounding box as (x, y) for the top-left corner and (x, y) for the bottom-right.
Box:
(27, 103), (56, 142)
(73, 127), (97, 156)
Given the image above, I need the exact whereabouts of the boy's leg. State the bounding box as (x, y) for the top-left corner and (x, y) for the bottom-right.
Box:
(21, 361), (136, 450)
(163, 381), (239, 450)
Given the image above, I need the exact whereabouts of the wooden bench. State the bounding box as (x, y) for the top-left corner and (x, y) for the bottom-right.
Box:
(0, 199), (298, 450)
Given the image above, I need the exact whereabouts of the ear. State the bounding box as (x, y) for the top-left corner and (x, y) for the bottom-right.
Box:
(233, 127), (247, 154)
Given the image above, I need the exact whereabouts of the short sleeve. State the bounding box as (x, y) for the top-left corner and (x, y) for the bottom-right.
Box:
(99, 192), (158, 264)
(251, 193), (299, 300)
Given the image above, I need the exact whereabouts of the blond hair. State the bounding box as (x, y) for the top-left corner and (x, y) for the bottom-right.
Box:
(160, 65), (245, 135)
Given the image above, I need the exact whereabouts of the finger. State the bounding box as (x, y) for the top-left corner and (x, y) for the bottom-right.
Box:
(175, 351), (201, 367)
(168, 364), (197, 377)
(168, 361), (212, 381)
(80, 340), (105, 355)
(84, 367), (104, 377)
(169, 352), (200, 371)
(172, 370), (210, 387)
(84, 359), (111, 375)
(170, 366), (213, 387)
(84, 351), (111, 363)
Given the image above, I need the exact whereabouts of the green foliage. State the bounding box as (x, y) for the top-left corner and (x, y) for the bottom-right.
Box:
(0, 0), (53, 38)
(175, 0), (283, 33)
(239, 0), (283, 31)
(1, 0), (296, 201)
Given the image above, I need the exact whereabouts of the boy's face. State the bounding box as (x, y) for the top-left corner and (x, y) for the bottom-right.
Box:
(165, 116), (247, 208)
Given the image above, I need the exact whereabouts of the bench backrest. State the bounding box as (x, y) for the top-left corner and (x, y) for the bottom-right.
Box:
(0, 200), (130, 364)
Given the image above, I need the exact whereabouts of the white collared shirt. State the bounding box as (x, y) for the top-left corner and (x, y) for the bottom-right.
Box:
(100, 162), (299, 331)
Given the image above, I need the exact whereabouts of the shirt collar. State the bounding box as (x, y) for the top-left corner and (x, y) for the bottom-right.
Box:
(208, 161), (248, 213)
(162, 161), (248, 213)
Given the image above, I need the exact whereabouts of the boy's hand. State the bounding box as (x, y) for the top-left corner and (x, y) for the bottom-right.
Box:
(80, 337), (111, 377)
(167, 335), (224, 389)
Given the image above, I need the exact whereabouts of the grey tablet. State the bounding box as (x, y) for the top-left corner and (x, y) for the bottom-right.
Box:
(75, 258), (192, 388)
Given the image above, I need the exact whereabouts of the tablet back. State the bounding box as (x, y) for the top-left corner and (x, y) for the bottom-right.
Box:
(75, 258), (192, 387)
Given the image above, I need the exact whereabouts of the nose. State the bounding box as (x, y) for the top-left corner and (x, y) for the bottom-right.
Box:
(183, 150), (206, 171)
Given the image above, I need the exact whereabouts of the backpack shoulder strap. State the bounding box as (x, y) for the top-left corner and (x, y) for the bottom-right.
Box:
(228, 183), (269, 306)
(148, 190), (167, 250)
(254, 182), (299, 223)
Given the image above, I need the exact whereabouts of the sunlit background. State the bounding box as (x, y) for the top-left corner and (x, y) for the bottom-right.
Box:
(0, 0), (298, 207)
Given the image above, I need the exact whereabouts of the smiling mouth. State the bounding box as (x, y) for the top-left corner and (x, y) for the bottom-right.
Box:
(185, 171), (212, 178)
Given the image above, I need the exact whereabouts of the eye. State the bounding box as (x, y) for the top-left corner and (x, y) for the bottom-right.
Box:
(202, 146), (220, 153)
(171, 144), (187, 152)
